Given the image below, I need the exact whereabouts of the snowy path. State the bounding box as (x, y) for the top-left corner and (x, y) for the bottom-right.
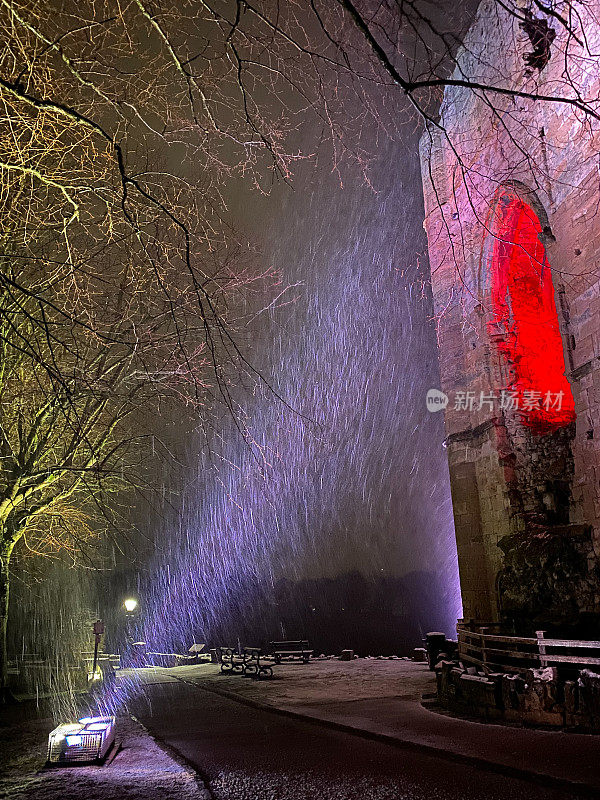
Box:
(131, 677), (588, 800)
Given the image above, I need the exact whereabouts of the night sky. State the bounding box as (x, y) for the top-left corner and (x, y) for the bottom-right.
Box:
(133, 124), (462, 654)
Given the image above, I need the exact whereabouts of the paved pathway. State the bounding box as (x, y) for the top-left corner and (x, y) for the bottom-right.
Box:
(130, 673), (592, 800)
(126, 659), (600, 793)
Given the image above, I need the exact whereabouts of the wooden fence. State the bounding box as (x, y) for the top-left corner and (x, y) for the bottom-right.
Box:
(458, 627), (600, 673)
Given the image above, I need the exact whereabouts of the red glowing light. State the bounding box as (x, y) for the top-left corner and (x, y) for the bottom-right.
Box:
(489, 194), (575, 434)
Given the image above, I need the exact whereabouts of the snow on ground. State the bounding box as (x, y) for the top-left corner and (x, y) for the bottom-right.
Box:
(124, 657), (435, 707)
(0, 712), (208, 800)
(0, 659), (433, 800)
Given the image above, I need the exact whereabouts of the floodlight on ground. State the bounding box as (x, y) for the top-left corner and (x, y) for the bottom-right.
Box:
(47, 716), (116, 765)
(123, 598), (138, 613)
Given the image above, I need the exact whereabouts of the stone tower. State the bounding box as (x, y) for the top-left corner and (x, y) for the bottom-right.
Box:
(419, 0), (600, 634)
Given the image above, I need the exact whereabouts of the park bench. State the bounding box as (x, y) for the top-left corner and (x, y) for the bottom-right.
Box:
(241, 647), (274, 679)
(219, 647), (245, 674)
(269, 640), (312, 664)
(219, 646), (274, 678)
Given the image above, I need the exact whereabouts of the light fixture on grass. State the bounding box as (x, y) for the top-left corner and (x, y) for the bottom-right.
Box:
(47, 716), (116, 765)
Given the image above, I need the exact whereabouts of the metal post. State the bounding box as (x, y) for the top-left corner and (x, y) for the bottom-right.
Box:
(92, 620), (104, 678)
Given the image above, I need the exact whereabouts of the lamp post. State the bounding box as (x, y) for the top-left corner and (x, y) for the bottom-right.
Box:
(123, 598), (139, 645)
(122, 597), (140, 667)
(91, 620), (104, 681)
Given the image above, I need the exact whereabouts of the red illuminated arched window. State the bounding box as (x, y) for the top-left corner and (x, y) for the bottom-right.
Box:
(486, 190), (575, 434)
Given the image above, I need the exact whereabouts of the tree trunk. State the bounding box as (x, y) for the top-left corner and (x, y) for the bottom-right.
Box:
(0, 541), (14, 701)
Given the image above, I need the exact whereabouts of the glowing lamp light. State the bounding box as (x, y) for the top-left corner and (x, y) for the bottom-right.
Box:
(59, 723), (81, 733)
(78, 715), (109, 727)
(123, 598), (138, 613)
(86, 722), (110, 731)
(66, 735), (82, 747)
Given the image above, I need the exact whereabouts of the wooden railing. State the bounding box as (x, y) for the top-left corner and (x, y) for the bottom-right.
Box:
(458, 627), (600, 673)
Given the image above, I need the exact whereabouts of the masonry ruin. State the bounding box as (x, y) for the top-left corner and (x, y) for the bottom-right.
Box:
(420, 0), (600, 639)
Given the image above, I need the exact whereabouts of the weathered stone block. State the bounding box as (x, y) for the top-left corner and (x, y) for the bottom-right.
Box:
(435, 660), (458, 702)
(458, 673), (498, 712)
(578, 670), (600, 727)
(508, 668), (564, 726)
(501, 673), (526, 712)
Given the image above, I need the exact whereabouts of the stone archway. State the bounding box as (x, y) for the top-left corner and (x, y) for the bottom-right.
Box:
(485, 188), (575, 434)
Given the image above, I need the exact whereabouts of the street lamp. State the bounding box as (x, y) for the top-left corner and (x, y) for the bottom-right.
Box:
(121, 597), (143, 667)
(123, 598), (138, 613)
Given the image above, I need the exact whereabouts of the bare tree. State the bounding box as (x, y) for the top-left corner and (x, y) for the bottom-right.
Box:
(0, 0), (281, 693)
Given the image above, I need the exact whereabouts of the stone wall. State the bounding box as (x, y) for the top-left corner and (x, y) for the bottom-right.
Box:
(436, 660), (600, 730)
(419, 0), (600, 630)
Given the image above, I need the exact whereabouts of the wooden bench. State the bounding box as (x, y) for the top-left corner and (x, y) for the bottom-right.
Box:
(269, 640), (312, 664)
